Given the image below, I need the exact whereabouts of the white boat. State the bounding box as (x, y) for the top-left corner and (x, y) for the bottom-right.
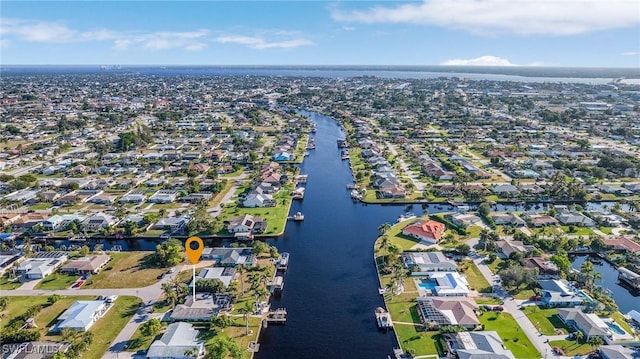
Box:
(293, 212), (305, 221)
(397, 212), (416, 223)
(375, 307), (393, 328)
(350, 189), (362, 200)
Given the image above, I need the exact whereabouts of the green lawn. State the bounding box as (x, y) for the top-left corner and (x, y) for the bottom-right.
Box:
(35, 273), (79, 290)
(474, 297), (503, 305)
(485, 257), (507, 274)
(460, 261), (491, 293)
(375, 215), (431, 251)
(1, 295), (96, 337)
(0, 274), (21, 290)
(548, 339), (594, 356)
(522, 306), (571, 335)
(598, 227), (614, 235)
(83, 296), (142, 359)
(126, 321), (168, 352)
(479, 311), (540, 359)
(218, 186), (293, 236)
(560, 226), (594, 236)
(151, 202), (183, 209)
(82, 252), (170, 289)
(200, 316), (263, 358)
(394, 325), (444, 357)
(29, 202), (53, 210)
(513, 289), (537, 300)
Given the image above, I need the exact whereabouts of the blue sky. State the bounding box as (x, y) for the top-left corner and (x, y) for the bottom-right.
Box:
(1, 1), (639, 67)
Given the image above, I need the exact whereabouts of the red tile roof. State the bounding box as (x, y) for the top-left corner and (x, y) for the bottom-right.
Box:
(604, 237), (640, 253)
(402, 220), (446, 241)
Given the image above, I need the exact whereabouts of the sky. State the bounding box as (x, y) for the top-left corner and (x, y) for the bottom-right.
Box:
(1, 0), (639, 67)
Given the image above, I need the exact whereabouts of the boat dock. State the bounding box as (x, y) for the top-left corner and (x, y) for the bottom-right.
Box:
(267, 275), (285, 293)
(277, 252), (289, 271)
(265, 308), (287, 324)
(375, 307), (393, 329)
(618, 267), (640, 290)
(295, 174), (308, 183)
(291, 187), (305, 200)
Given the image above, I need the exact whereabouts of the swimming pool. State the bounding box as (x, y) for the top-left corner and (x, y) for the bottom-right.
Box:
(607, 322), (626, 335)
(418, 280), (437, 291)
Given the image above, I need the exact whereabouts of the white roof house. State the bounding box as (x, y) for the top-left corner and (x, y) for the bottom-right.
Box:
(17, 254), (68, 279)
(401, 252), (457, 274)
(456, 331), (516, 359)
(51, 300), (110, 332)
(422, 272), (470, 297)
(191, 267), (236, 288)
(147, 322), (204, 359)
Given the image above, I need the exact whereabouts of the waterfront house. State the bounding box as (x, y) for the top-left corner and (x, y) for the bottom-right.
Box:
(201, 247), (255, 267)
(449, 213), (482, 227)
(419, 272), (470, 297)
(50, 300), (110, 333)
(604, 237), (640, 254)
(243, 192), (274, 208)
(416, 297), (480, 330)
(491, 184), (519, 197)
(524, 257), (560, 278)
(599, 345), (639, 359)
(556, 212), (596, 227)
(539, 279), (584, 307)
(402, 220), (446, 244)
(226, 214), (267, 234)
(153, 216), (189, 232)
(42, 214), (87, 231)
(491, 213), (526, 227)
(454, 331), (516, 359)
(401, 252), (457, 274)
(191, 267), (236, 288)
(82, 213), (116, 231)
(147, 322), (204, 359)
(526, 214), (559, 227)
(17, 252), (68, 279)
(61, 254), (111, 275)
(557, 308), (613, 340)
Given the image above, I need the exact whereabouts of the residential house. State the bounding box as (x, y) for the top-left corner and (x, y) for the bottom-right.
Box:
(495, 240), (535, 258)
(526, 214), (559, 227)
(419, 272), (470, 297)
(51, 300), (110, 333)
(604, 237), (640, 254)
(449, 213), (482, 227)
(169, 294), (233, 322)
(192, 267), (236, 288)
(149, 190), (179, 204)
(243, 192), (274, 208)
(273, 151), (293, 161)
(82, 213), (117, 232)
(454, 331), (516, 359)
(401, 252), (457, 274)
(402, 220), (446, 244)
(0, 250), (23, 275)
(557, 308), (614, 340)
(416, 297), (480, 330)
(226, 214), (267, 234)
(539, 280), (584, 307)
(61, 255), (111, 274)
(153, 217), (189, 232)
(491, 184), (519, 197)
(491, 213), (526, 227)
(146, 322), (204, 359)
(42, 214), (87, 231)
(599, 345), (639, 359)
(119, 190), (147, 204)
(201, 247), (255, 267)
(525, 257), (560, 278)
(556, 212), (596, 227)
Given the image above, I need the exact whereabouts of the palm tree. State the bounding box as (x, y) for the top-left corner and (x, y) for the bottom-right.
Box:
(238, 302), (252, 336)
(162, 283), (178, 308)
(379, 234), (390, 252)
(587, 336), (604, 350)
(574, 330), (584, 344)
(378, 222), (392, 236)
(237, 264), (246, 296)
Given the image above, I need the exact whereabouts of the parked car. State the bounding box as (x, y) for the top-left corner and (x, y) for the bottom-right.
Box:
(492, 306), (504, 312)
(168, 268), (176, 274)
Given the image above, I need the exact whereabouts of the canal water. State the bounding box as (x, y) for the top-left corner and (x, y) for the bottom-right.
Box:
(256, 111), (405, 358)
(572, 255), (640, 314)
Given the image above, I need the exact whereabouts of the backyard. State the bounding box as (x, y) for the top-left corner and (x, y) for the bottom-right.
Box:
(82, 252), (168, 289)
(478, 311), (540, 359)
(522, 306), (571, 335)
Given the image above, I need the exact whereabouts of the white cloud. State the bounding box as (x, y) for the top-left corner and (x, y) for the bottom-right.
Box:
(442, 56), (516, 66)
(215, 34), (313, 49)
(620, 51), (639, 56)
(0, 18), (209, 51)
(331, 0), (640, 35)
(342, 26), (356, 31)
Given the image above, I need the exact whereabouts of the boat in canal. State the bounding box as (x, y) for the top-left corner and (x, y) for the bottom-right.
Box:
(292, 212), (305, 221)
(397, 212), (416, 223)
(375, 307), (393, 329)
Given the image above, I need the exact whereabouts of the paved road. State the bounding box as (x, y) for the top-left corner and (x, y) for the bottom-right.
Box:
(3, 260), (214, 359)
(466, 238), (575, 359)
(208, 172), (248, 215)
(385, 141), (425, 192)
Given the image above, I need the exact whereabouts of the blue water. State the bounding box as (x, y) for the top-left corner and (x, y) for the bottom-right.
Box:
(607, 321), (626, 335)
(418, 280), (437, 291)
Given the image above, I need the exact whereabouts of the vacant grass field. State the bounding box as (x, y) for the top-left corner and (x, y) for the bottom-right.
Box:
(479, 311), (539, 359)
(82, 252), (168, 289)
(522, 306), (571, 335)
(0, 275), (21, 290)
(474, 297), (503, 305)
(35, 273), (80, 290)
(460, 261), (491, 293)
(83, 296), (141, 359)
(548, 339), (594, 356)
(394, 325), (443, 357)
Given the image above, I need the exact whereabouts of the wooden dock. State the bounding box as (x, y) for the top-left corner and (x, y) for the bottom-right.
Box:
(265, 308), (287, 324)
